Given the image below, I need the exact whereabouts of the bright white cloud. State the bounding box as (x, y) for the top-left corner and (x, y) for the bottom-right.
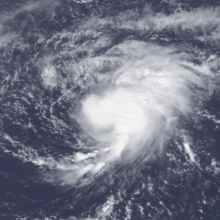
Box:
(54, 43), (210, 186)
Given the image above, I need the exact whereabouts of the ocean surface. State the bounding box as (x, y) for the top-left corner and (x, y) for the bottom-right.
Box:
(1, 0), (220, 219)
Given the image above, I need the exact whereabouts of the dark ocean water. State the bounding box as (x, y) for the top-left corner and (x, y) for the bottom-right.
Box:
(1, 0), (220, 219)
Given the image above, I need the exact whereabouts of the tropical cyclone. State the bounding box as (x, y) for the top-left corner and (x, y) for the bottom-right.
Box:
(6, 5), (218, 187)
(71, 46), (209, 185)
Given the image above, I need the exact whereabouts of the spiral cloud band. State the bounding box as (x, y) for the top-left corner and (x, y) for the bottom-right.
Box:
(62, 46), (207, 186)
(14, 6), (218, 187)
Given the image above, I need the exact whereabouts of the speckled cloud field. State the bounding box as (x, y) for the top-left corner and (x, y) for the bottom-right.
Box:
(43, 7), (220, 186)
(1, 1), (220, 219)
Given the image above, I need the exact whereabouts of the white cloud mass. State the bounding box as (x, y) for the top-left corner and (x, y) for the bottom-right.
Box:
(56, 42), (213, 186)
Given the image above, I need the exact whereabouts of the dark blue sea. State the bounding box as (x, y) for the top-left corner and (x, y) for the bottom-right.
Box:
(1, 0), (220, 219)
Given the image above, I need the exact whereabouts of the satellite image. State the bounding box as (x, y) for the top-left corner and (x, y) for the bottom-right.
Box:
(0, 0), (220, 219)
